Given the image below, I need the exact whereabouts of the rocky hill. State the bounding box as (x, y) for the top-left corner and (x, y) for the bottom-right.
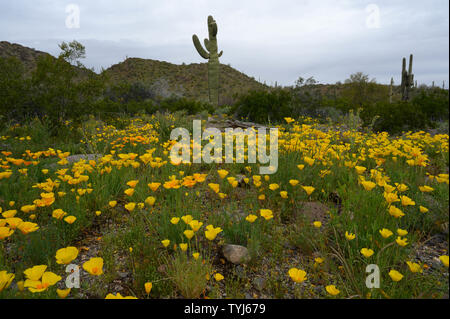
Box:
(0, 41), (52, 73)
(102, 58), (267, 103)
(0, 41), (267, 103)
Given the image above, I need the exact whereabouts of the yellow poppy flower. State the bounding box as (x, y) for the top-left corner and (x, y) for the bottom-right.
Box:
(145, 282), (152, 295)
(302, 186), (315, 196)
(125, 202), (136, 212)
(406, 261), (422, 273)
(326, 285), (340, 296)
(439, 255), (449, 267)
(245, 214), (258, 223)
(82, 257), (104, 276)
(379, 228), (393, 238)
(55, 247), (79, 264)
(57, 288), (71, 298)
(360, 248), (374, 258)
(388, 269), (403, 282)
(214, 273), (224, 281)
(288, 268), (307, 283)
(161, 239), (170, 247)
(184, 230), (195, 240)
(64, 216), (76, 224)
(345, 231), (356, 240)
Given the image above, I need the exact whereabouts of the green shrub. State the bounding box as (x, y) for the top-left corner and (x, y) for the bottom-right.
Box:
(232, 88), (292, 123)
(412, 88), (449, 121)
(361, 100), (428, 134)
(159, 97), (213, 115)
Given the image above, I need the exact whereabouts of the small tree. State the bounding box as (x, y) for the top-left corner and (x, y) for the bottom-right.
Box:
(30, 41), (104, 133)
(58, 40), (86, 67)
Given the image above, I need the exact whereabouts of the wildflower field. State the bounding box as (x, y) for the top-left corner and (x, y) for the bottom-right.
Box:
(0, 113), (448, 299)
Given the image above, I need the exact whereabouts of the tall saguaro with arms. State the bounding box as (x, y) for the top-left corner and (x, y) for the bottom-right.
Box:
(400, 54), (414, 101)
(192, 15), (223, 107)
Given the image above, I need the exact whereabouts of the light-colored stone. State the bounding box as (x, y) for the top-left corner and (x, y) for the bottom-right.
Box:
(222, 244), (251, 264)
(253, 277), (266, 291)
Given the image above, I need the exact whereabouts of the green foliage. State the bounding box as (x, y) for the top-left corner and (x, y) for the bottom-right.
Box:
(0, 57), (29, 127)
(0, 41), (104, 134)
(58, 40), (86, 67)
(159, 97), (213, 115)
(232, 88), (292, 123)
(361, 100), (428, 134)
(30, 54), (104, 132)
(412, 87), (449, 121)
(340, 72), (389, 110)
(166, 252), (212, 299)
(106, 82), (156, 103)
(231, 70), (448, 135)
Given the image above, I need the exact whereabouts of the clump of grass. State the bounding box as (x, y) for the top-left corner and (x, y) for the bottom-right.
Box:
(166, 252), (212, 299)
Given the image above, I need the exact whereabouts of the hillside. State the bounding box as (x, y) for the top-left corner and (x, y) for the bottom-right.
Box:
(0, 41), (95, 80)
(0, 41), (52, 73)
(102, 58), (267, 104)
(0, 42), (267, 103)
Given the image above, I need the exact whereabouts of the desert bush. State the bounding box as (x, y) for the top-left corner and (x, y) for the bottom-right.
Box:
(412, 87), (449, 121)
(232, 88), (292, 123)
(0, 57), (32, 125)
(361, 100), (428, 134)
(159, 97), (213, 115)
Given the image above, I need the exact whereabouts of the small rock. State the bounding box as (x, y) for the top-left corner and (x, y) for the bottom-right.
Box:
(223, 244), (251, 264)
(253, 277), (266, 291)
(117, 271), (129, 279)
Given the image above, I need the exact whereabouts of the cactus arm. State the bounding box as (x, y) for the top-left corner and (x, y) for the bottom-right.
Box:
(408, 54), (413, 74)
(218, 50), (223, 58)
(192, 34), (210, 59)
(204, 38), (210, 51)
(211, 22), (218, 36)
(208, 15), (218, 36)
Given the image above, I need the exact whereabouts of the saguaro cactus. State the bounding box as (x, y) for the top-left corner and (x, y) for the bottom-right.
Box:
(192, 15), (223, 106)
(400, 54), (414, 101)
(389, 77), (394, 103)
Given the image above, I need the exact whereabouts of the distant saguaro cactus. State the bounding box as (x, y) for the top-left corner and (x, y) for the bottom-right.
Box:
(192, 15), (223, 106)
(400, 54), (414, 101)
(389, 77), (394, 103)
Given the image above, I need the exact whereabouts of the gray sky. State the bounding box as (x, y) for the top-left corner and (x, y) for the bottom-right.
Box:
(1, 0), (448, 86)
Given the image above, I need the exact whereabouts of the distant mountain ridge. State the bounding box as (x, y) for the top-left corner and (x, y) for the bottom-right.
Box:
(0, 41), (267, 103)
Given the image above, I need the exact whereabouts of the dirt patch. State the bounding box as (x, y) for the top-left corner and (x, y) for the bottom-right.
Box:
(295, 201), (331, 224)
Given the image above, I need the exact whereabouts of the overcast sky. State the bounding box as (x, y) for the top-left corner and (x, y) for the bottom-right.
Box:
(1, 0), (448, 86)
